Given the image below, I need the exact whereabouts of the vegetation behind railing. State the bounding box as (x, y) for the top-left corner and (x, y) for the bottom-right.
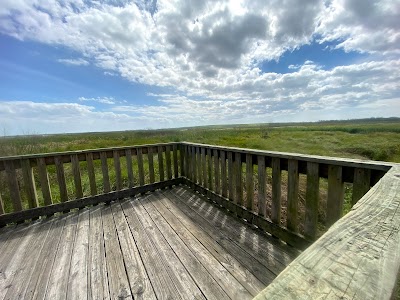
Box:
(0, 143), (182, 224)
(180, 142), (392, 248)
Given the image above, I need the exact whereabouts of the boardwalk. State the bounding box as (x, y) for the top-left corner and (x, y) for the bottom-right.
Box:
(0, 185), (299, 300)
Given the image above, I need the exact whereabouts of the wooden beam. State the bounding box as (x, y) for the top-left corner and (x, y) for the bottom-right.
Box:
(125, 149), (134, 188)
(113, 150), (122, 191)
(71, 154), (83, 198)
(86, 152), (97, 196)
(253, 165), (400, 300)
(157, 146), (165, 182)
(54, 156), (68, 202)
(327, 165), (344, 227)
(21, 158), (39, 208)
(173, 144), (179, 178)
(234, 152), (243, 207)
(245, 153), (254, 211)
(220, 150), (227, 198)
(37, 157), (53, 205)
(271, 157), (281, 225)
(137, 147), (145, 186)
(100, 152), (111, 193)
(304, 162), (319, 239)
(287, 159), (299, 233)
(4, 160), (23, 212)
(257, 155), (266, 217)
(147, 147), (155, 184)
(352, 167), (371, 206)
(227, 152), (234, 201)
(213, 149), (220, 195)
(166, 145), (172, 180)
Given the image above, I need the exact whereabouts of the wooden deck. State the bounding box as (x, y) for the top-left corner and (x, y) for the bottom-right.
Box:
(0, 185), (299, 300)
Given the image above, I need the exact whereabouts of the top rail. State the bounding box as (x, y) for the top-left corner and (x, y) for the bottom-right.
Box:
(254, 164), (400, 299)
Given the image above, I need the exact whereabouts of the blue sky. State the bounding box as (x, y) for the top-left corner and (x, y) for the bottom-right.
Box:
(0, 0), (399, 135)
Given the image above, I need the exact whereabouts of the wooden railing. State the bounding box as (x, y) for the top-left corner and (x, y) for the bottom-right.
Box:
(180, 142), (392, 249)
(0, 141), (398, 298)
(0, 142), (182, 226)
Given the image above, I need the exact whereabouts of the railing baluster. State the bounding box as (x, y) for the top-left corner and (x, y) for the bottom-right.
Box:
(257, 155), (266, 217)
(86, 152), (97, 195)
(245, 153), (254, 211)
(125, 149), (134, 188)
(352, 168), (371, 205)
(173, 144), (178, 178)
(271, 157), (281, 225)
(192, 146), (197, 183)
(54, 156), (68, 202)
(287, 159), (299, 232)
(214, 149), (220, 195)
(137, 148), (145, 186)
(228, 152), (234, 201)
(184, 145), (189, 178)
(179, 144), (184, 177)
(21, 159), (38, 208)
(147, 147), (155, 184)
(234, 152), (243, 207)
(327, 165), (344, 227)
(207, 148), (212, 190)
(221, 150), (227, 198)
(113, 151), (122, 191)
(37, 157), (53, 205)
(71, 154), (83, 198)
(305, 162), (319, 239)
(0, 192), (4, 215)
(166, 145), (172, 180)
(201, 147), (206, 187)
(196, 147), (201, 184)
(5, 161), (22, 212)
(158, 146), (165, 182)
(100, 152), (111, 193)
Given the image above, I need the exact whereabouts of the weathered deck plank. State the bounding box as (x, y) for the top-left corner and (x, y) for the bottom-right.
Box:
(0, 186), (298, 300)
(149, 191), (264, 298)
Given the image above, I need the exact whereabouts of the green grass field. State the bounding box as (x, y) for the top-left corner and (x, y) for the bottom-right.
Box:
(1, 118), (399, 162)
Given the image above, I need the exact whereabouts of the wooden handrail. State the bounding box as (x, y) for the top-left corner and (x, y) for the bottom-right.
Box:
(253, 164), (400, 299)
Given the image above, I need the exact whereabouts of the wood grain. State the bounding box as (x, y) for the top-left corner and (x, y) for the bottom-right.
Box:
(21, 158), (38, 208)
(4, 160), (22, 212)
(304, 162), (319, 239)
(254, 165), (400, 300)
(86, 152), (97, 196)
(71, 154), (83, 198)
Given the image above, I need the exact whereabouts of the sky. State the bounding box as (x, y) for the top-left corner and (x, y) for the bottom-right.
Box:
(0, 0), (399, 135)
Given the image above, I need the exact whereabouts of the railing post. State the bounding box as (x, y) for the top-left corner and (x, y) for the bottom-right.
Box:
(147, 147), (155, 184)
(305, 162), (319, 239)
(125, 149), (135, 188)
(221, 150), (227, 198)
(113, 151), (122, 191)
(86, 152), (98, 195)
(327, 165), (344, 227)
(37, 157), (53, 205)
(287, 159), (299, 232)
(54, 156), (68, 202)
(137, 147), (145, 185)
(71, 154), (83, 198)
(21, 158), (39, 208)
(257, 155), (266, 217)
(352, 168), (371, 205)
(245, 153), (254, 211)
(100, 152), (111, 193)
(271, 157), (281, 225)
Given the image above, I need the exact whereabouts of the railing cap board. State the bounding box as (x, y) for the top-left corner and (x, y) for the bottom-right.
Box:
(181, 142), (394, 171)
(253, 164), (400, 300)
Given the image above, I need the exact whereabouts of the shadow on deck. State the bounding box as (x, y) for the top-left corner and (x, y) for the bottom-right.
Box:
(0, 185), (299, 299)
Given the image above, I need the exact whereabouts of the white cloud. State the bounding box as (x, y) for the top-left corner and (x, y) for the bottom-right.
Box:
(78, 96), (116, 105)
(0, 101), (169, 135)
(57, 58), (89, 66)
(0, 0), (399, 134)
